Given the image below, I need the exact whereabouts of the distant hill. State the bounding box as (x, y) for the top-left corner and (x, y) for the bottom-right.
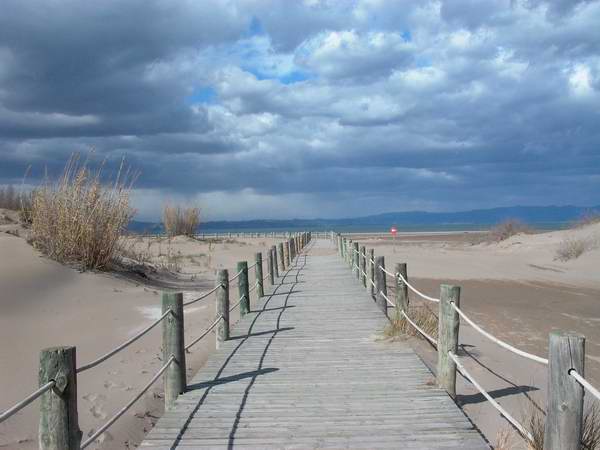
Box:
(128, 205), (600, 233)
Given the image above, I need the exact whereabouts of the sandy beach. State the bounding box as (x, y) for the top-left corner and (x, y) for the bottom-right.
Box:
(0, 214), (282, 449)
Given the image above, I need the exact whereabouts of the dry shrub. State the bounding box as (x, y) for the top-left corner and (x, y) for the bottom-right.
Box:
(486, 219), (532, 242)
(555, 237), (589, 261)
(495, 427), (516, 450)
(163, 204), (200, 237)
(524, 403), (600, 450)
(385, 304), (438, 341)
(29, 154), (135, 270)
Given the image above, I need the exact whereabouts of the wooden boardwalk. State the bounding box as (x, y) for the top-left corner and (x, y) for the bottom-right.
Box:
(141, 240), (489, 449)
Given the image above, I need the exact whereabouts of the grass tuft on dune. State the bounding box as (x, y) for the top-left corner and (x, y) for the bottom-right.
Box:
(28, 154), (136, 270)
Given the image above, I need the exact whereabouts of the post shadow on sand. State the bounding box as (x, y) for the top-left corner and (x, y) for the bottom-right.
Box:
(456, 344), (542, 411)
(168, 242), (313, 450)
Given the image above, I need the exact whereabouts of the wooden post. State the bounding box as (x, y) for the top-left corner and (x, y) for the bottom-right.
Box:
(544, 332), (585, 450)
(255, 252), (264, 298)
(395, 263), (409, 318)
(237, 261), (250, 316)
(347, 240), (352, 268)
(285, 241), (291, 267)
(39, 346), (81, 450)
(278, 242), (285, 272)
(268, 247), (275, 285)
(337, 234), (343, 256)
(437, 285), (460, 398)
(375, 256), (388, 317)
(368, 249), (375, 298)
(216, 270), (229, 348)
(162, 292), (186, 409)
(360, 246), (367, 288)
(271, 246), (279, 278)
(353, 242), (359, 279)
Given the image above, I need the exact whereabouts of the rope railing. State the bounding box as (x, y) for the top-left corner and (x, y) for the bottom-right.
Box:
(0, 381), (55, 424)
(185, 315), (223, 351)
(229, 295), (245, 312)
(77, 308), (172, 373)
(570, 370), (600, 402)
(448, 351), (534, 442)
(183, 284), (224, 307)
(378, 264), (440, 303)
(229, 268), (244, 282)
(396, 270), (440, 303)
(80, 355), (175, 449)
(379, 290), (395, 307)
(249, 280), (259, 293)
(450, 302), (548, 365)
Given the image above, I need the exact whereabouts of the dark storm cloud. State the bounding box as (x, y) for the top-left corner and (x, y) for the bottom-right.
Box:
(1, 0), (599, 220)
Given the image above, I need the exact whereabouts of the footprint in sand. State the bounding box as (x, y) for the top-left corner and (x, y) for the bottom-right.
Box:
(90, 404), (108, 420)
(103, 380), (125, 390)
(82, 393), (107, 403)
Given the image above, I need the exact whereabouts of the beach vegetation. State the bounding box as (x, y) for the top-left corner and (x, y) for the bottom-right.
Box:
(555, 236), (598, 261)
(522, 403), (600, 450)
(163, 204), (200, 237)
(28, 154), (136, 270)
(486, 219), (532, 242)
(384, 304), (438, 342)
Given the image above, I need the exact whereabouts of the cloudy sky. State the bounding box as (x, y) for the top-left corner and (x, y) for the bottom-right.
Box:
(1, 0), (599, 220)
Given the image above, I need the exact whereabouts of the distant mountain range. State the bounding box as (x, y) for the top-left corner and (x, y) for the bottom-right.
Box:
(129, 205), (600, 233)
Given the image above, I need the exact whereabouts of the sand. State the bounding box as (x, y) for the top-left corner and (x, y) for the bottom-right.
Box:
(352, 223), (600, 448)
(0, 219), (280, 449)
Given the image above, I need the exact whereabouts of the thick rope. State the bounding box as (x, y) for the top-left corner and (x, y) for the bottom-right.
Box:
(395, 270), (440, 303)
(379, 290), (395, 307)
(0, 381), (55, 423)
(229, 295), (245, 312)
(570, 370), (600, 402)
(77, 308), (172, 373)
(80, 355), (175, 449)
(229, 268), (244, 282)
(448, 351), (534, 443)
(183, 284), (223, 307)
(451, 302), (548, 365)
(185, 315), (223, 351)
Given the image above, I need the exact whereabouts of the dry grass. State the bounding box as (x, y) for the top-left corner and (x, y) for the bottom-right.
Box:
(486, 219), (532, 243)
(523, 403), (600, 449)
(384, 304), (438, 341)
(28, 154), (136, 270)
(495, 427), (516, 450)
(163, 204), (200, 237)
(555, 237), (589, 261)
